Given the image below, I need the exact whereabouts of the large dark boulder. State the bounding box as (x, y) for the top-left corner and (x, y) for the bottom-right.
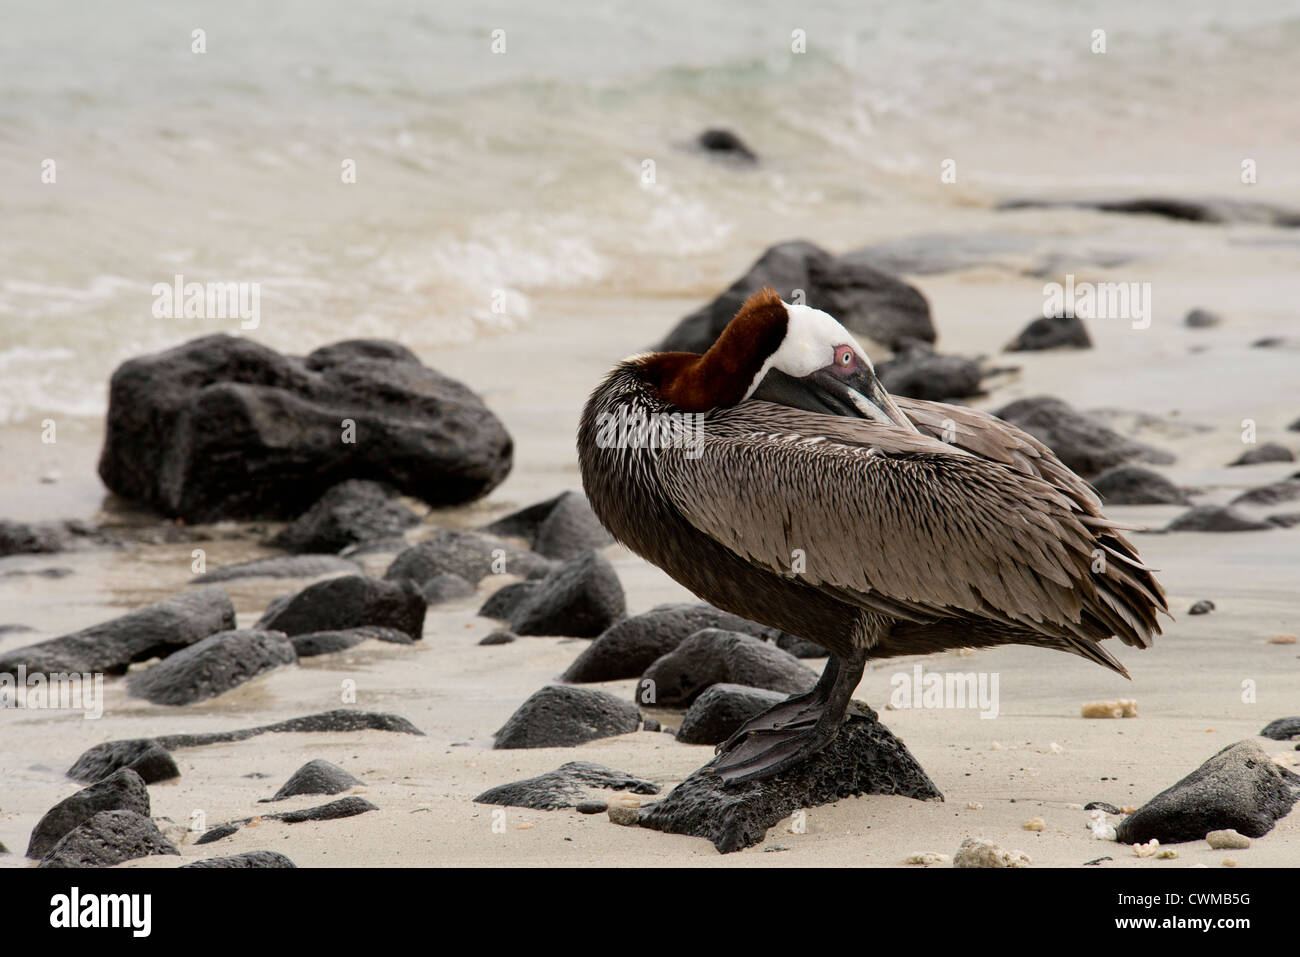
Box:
(639, 629), (818, 707)
(994, 395), (1173, 478)
(38, 809), (180, 868)
(256, 574), (427, 639)
(0, 588), (234, 678)
(657, 241), (934, 354)
(127, 629), (298, 705)
(27, 769), (151, 859)
(1115, 741), (1300, 844)
(66, 739), (181, 785)
(638, 702), (942, 853)
(494, 685), (642, 749)
(97, 335), (512, 521)
(269, 479), (419, 553)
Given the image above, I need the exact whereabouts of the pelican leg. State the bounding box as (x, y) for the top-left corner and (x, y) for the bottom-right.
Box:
(706, 648), (868, 786)
(713, 654), (840, 756)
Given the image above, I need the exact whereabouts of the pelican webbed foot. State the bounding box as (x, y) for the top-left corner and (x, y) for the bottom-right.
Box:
(705, 649), (866, 786)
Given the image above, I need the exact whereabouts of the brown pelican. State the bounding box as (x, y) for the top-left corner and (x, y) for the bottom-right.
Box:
(578, 287), (1166, 784)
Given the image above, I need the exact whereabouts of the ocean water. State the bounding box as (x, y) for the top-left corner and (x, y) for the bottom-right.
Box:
(2, 0), (1300, 424)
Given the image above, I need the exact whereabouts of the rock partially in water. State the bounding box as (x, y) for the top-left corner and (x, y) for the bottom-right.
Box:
(657, 241), (934, 354)
(1229, 442), (1295, 466)
(127, 629), (297, 705)
(639, 629), (818, 707)
(508, 550), (625, 638)
(26, 769), (151, 860)
(475, 760), (659, 811)
(637, 702), (942, 853)
(193, 554), (360, 583)
(1091, 465), (1189, 505)
(256, 574), (426, 639)
(1004, 313), (1092, 351)
(269, 479), (420, 553)
(1115, 740), (1300, 844)
(38, 809), (180, 869)
(494, 685), (642, 749)
(1165, 505), (1273, 533)
(995, 395), (1173, 478)
(267, 759), (364, 801)
(675, 684), (788, 746)
(97, 335), (512, 521)
(997, 195), (1300, 226)
(0, 587), (235, 678)
(695, 128), (758, 163)
(385, 529), (553, 586)
(482, 490), (614, 560)
(182, 850), (297, 868)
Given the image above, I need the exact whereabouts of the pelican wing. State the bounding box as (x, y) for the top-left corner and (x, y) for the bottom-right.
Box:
(656, 401), (1163, 658)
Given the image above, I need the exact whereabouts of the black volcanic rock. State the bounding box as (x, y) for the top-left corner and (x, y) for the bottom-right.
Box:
(994, 395), (1173, 478)
(97, 335), (512, 521)
(384, 529), (553, 586)
(639, 629), (818, 707)
(38, 809), (180, 869)
(270, 479), (419, 553)
(875, 340), (984, 401)
(256, 574), (426, 639)
(421, 572), (476, 605)
(1230, 442), (1295, 466)
(1260, 717), (1300, 741)
(1188, 600), (1215, 615)
(1092, 465), (1189, 505)
(27, 769), (151, 860)
(127, 629), (298, 705)
(1184, 308), (1222, 328)
(478, 581), (538, 621)
(1115, 740), (1300, 845)
(657, 241), (934, 354)
(1005, 314), (1092, 351)
(1231, 478), (1300, 507)
(1165, 505), (1273, 532)
(508, 550), (625, 637)
(997, 196), (1300, 226)
(0, 519), (103, 557)
(494, 685), (641, 749)
(0, 588), (234, 678)
(182, 851), (297, 868)
(482, 491), (614, 560)
(696, 128), (758, 163)
(474, 761), (659, 811)
(563, 603), (817, 684)
(66, 739), (181, 785)
(290, 626), (413, 658)
(267, 759), (364, 801)
(638, 702), (942, 853)
(675, 684), (787, 745)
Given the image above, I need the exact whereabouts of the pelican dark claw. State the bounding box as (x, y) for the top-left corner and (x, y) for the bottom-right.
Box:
(578, 286), (1167, 788)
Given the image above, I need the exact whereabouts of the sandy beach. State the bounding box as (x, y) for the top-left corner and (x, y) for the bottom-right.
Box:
(2, 2), (1299, 877)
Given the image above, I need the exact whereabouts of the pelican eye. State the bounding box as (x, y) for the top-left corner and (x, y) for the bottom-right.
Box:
(837, 347), (853, 366)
